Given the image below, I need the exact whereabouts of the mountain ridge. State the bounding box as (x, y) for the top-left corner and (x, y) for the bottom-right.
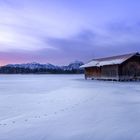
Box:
(0, 61), (84, 74)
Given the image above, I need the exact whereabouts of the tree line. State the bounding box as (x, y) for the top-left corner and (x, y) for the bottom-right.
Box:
(0, 66), (84, 74)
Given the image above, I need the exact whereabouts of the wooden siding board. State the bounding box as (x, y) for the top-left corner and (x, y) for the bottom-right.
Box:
(120, 55), (140, 78)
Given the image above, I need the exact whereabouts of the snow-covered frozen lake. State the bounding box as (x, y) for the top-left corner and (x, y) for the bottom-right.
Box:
(0, 74), (140, 140)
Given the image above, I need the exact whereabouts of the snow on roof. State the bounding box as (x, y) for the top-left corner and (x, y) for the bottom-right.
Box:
(80, 61), (99, 68)
(81, 52), (139, 68)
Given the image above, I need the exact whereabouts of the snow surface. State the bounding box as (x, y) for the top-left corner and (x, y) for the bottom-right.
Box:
(0, 75), (140, 140)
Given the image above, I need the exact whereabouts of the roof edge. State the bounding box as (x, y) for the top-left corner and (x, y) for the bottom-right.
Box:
(80, 52), (140, 68)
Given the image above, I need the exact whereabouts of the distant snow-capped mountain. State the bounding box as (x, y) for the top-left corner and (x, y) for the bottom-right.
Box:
(61, 61), (84, 71)
(6, 62), (59, 70)
(0, 61), (84, 74)
(4, 61), (84, 70)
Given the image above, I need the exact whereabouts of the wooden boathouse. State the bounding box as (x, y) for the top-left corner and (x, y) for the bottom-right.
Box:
(81, 52), (140, 81)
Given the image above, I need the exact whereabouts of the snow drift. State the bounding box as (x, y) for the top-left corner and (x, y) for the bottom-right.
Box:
(0, 75), (140, 140)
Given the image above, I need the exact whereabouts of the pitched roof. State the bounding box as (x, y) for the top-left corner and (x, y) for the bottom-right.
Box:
(81, 52), (139, 68)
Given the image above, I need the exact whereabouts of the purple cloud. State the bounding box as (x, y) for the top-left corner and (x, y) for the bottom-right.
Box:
(0, 0), (140, 65)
